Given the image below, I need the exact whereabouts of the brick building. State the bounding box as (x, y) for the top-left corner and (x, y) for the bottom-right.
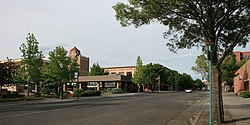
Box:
(68, 47), (89, 76)
(234, 60), (250, 94)
(104, 65), (171, 91)
(104, 66), (136, 78)
(63, 47), (89, 91)
(233, 51), (250, 62)
(233, 51), (250, 94)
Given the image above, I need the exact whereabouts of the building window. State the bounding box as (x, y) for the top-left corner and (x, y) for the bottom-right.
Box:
(118, 72), (124, 75)
(127, 72), (132, 77)
(105, 82), (115, 87)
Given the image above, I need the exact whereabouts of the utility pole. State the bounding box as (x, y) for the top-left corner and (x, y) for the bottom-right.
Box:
(208, 46), (213, 125)
(74, 72), (79, 100)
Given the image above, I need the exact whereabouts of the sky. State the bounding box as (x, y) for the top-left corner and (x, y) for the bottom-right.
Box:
(0, 0), (249, 79)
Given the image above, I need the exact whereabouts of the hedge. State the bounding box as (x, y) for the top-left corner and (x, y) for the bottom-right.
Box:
(240, 91), (250, 98)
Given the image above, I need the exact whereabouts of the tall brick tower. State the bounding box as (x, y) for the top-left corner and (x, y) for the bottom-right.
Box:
(68, 47), (89, 76)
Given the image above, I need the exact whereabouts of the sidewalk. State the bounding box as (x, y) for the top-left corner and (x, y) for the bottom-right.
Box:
(223, 92), (250, 125)
(195, 92), (250, 125)
(0, 93), (138, 107)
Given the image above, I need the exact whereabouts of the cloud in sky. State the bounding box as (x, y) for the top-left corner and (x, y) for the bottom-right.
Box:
(0, 0), (249, 79)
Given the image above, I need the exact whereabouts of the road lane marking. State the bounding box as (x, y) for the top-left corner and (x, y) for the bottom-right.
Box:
(196, 100), (201, 103)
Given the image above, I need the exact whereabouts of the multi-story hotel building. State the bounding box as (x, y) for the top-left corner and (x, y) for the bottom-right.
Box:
(68, 47), (89, 76)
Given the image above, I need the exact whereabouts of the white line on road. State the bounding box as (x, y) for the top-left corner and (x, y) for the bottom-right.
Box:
(196, 100), (201, 103)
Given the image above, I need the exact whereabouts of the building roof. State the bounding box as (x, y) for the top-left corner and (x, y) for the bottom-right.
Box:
(78, 74), (132, 82)
(70, 46), (80, 52)
(0, 58), (49, 64)
(104, 66), (136, 69)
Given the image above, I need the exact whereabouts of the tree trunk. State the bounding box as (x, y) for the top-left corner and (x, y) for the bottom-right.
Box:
(137, 84), (140, 93)
(212, 65), (224, 124)
(59, 80), (63, 100)
(27, 82), (30, 96)
(218, 66), (224, 122)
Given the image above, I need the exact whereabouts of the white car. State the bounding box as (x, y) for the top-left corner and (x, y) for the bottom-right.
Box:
(185, 89), (192, 93)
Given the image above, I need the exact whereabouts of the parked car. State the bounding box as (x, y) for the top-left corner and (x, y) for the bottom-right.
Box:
(185, 89), (192, 93)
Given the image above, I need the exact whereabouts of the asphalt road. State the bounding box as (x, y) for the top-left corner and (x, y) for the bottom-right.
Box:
(0, 91), (208, 125)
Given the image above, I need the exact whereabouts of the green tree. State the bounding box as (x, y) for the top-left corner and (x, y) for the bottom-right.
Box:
(194, 78), (205, 90)
(0, 58), (16, 91)
(142, 63), (167, 92)
(236, 57), (250, 68)
(12, 64), (27, 88)
(132, 56), (144, 93)
(16, 33), (44, 96)
(167, 70), (194, 91)
(44, 46), (78, 100)
(221, 54), (238, 88)
(166, 70), (179, 91)
(89, 63), (105, 76)
(178, 73), (194, 90)
(191, 54), (208, 80)
(113, 1), (250, 122)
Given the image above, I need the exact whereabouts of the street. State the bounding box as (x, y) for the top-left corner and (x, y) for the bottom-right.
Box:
(0, 91), (208, 125)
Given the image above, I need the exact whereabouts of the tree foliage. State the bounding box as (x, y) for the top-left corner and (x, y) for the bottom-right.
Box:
(178, 73), (194, 90)
(236, 57), (250, 68)
(166, 70), (179, 89)
(193, 78), (205, 89)
(142, 63), (168, 91)
(114, 1), (250, 56)
(166, 70), (194, 90)
(132, 56), (144, 85)
(44, 46), (78, 99)
(191, 54), (208, 80)
(0, 58), (16, 90)
(221, 54), (238, 87)
(14, 33), (44, 95)
(89, 63), (105, 76)
(45, 46), (78, 83)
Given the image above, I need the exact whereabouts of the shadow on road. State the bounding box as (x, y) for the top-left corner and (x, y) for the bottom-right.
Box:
(0, 101), (128, 113)
(223, 116), (250, 124)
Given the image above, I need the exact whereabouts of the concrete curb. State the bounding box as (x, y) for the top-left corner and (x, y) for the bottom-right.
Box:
(189, 98), (209, 125)
(166, 94), (209, 125)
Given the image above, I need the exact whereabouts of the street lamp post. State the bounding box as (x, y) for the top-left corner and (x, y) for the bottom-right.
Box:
(59, 63), (63, 100)
(74, 72), (79, 100)
(208, 45), (213, 125)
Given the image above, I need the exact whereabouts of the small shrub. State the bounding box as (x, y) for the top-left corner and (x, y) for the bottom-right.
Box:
(229, 87), (234, 92)
(42, 93), (59, 98)
(0, 91), (23, 98)
(100, 88), (112, 95)
(240, 91), (250, 98)
(63, 91), (71, 98)
(19, 94), (25, 98)
(111, 88), (123, 94)
(73, 89), (84, 96)
(80, 90), (101, 96)
(34, 93), (41, 97)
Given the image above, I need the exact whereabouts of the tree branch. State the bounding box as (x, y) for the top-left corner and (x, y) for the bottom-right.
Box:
(218, 15), (250, 65)
(186, 31), (204, 41)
